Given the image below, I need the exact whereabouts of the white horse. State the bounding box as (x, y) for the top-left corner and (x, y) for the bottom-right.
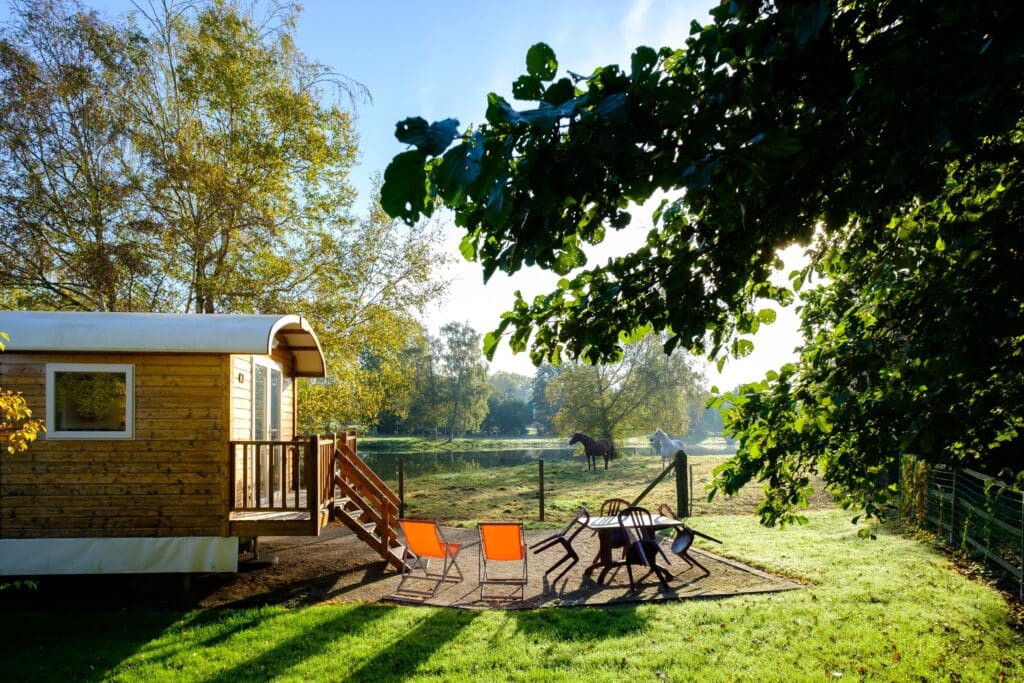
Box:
(649, 428), (685, 467)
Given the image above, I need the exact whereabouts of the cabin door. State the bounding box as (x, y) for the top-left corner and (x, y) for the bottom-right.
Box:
(252, 358), (282, 441)
(252, 358), (283, 501)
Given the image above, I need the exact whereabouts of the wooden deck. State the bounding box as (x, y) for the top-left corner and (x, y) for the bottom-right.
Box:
(228, 434), (345, 537)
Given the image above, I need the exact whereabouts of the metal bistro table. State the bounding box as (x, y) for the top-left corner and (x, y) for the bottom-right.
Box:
(582, 512), (680, 585)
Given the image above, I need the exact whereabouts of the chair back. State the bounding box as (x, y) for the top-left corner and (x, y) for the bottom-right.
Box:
(656, 503), (677, 519)
(400, 519), (446, 559)
(565, 507), (590, 541)
(480, 522), (525, 561)
(600, 498), (631, 516)
(618, 506), (656, 542)
(671, 527), (696, 555)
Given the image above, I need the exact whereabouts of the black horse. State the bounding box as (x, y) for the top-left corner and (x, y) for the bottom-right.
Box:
(569, 432), (617, 470)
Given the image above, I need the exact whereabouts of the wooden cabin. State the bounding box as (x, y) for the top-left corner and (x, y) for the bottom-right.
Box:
(0, 311), (402, 575)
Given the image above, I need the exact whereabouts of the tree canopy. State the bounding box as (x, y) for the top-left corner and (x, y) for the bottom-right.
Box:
(382, 0), (1024, 522)
(1, 0), (450, 431)
(546, 334), (706, 442)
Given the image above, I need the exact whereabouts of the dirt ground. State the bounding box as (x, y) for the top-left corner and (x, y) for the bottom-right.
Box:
(2, 523), (800, 612)
(2, 524), (798, 614)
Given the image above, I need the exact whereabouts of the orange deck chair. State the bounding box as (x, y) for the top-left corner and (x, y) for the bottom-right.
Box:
(397, 519), (464, 596)
(478, 522), (528, 600)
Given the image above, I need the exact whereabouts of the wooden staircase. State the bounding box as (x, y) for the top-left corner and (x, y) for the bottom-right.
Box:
(329, 438), (408, 570)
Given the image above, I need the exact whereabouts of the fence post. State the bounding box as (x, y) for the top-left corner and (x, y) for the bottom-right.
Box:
(397, 456), (405, 519)
(689, 464), (695, 517)
(539, 458), (545, 522)
(675, 449), (689, 519)
(949, 468), (959, 546)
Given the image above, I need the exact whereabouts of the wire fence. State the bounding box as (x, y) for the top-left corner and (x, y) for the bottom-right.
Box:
(903, 460), (1024, 598)
(361, 446), (833, 528)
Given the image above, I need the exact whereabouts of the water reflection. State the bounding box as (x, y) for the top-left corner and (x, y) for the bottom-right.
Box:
(362, 446), (652, 481)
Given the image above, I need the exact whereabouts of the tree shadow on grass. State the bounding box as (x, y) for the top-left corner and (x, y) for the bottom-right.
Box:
(510, 602), (651, 642)
(0, 608), (186, 682)
(345, 608), (480, 682)
(178, 604), (478, 683)
(199, 604), (403, 683)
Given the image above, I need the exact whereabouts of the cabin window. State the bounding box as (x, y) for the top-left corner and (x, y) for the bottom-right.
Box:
(45, 363), (134, 439)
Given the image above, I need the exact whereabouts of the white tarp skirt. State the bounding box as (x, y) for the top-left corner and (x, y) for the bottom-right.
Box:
(0, 536), (238, 575)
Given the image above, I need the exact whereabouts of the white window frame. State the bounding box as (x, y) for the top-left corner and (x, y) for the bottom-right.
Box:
(45, 363), (135, 440)
(251, 356), (283, 441)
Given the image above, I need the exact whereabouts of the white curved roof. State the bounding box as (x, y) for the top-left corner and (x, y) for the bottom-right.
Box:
(0, 311), (326, 377)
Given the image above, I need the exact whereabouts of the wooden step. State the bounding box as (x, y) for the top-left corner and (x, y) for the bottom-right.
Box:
(330, 446), (407, 571)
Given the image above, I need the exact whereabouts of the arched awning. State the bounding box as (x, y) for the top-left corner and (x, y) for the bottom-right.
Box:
(0, 311), (327, 377)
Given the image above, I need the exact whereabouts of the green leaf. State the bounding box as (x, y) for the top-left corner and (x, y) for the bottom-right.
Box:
(395, 117), (428, 146)
(394, 117), (460, 156)
(482, 330), (501, 359)
(381, 149), (428, 223)
(526, 42), (558, 81)
(757, 308), (777, 324)
(485, 93), (522, 126)
(595, 93), (627, 120)
(630, 46), (658, 80)
(512, 75), (544, 101)
(520, 105), (559, 130)
(542, 78), (575, 106)
(435, 132), (484, 202)
(731, 338), (755, 358)
(459, 233), (477, 261)
(485, 176), (510, 227)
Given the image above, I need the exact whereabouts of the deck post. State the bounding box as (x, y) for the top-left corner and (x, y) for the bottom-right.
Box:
(675, 449), (689, 519)
(229, 442), (236, 510)
(310, 434), (320, 520)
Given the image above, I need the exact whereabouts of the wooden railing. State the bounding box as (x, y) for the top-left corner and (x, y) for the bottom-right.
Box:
(229, 437), (319, 515)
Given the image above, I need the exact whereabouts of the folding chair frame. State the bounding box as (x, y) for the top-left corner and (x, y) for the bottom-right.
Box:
(397, 519), (464, 597)
(478, 522), (528, 601)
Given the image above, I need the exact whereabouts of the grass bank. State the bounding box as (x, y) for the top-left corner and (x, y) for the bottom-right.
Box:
(2, 510), (1021, 681)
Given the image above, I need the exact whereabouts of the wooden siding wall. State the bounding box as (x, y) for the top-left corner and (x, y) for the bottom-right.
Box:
(230, 355), (253, 441)
(0, 353), (230, 539)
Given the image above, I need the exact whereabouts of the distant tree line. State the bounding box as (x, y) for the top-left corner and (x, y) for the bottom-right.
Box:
(374, 327), (712, 441)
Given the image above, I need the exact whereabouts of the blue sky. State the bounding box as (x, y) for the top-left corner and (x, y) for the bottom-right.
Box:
(1, 0), (803, 385)
(290, 1), (711, 202)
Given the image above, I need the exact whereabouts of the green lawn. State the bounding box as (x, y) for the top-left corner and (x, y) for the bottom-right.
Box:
(2, 510), (1021, 682)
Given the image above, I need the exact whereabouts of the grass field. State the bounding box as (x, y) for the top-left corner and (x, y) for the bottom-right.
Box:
(2, 510), (1021, 681)
(388, 452), (816, 525)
